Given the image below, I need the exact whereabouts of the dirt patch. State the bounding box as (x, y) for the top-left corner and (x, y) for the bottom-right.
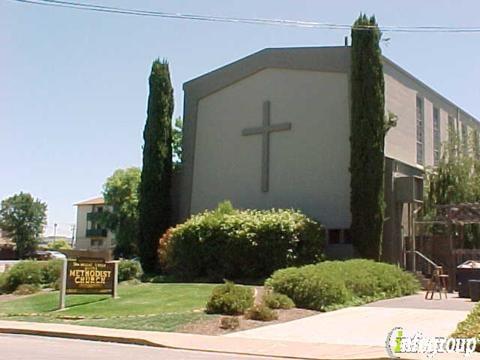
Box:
(177, 308), (318, 335)
(0, 294), (25, 303)
(0, 289), (51, 303)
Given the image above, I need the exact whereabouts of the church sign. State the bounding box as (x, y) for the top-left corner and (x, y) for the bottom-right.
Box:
(66, 258), (115, 295)
(58, 251), (119, 309)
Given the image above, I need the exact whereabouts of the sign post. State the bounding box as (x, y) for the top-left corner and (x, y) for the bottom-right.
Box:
(111, 260), (119, 299)
(59, 257), (67, 310)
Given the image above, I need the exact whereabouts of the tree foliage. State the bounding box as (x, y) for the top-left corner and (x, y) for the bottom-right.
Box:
(48, 239), (72, 250)
(172, 117), (183, 168)
(424, 131), (480, 212)
(350, 14), (393, 260)
(0, 192), (47, 258)
(424, 130), (480, 247)
(138, 59), (174, 273)
(102, 167), (141, 258)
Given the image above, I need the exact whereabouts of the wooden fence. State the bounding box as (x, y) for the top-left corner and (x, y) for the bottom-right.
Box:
(453, 249), (480, 265)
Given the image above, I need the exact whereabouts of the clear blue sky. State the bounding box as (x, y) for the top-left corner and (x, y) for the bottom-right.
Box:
(1, 0), (479, 237)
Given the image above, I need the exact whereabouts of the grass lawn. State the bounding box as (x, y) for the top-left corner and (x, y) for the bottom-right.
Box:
(0, 283), (219, 332)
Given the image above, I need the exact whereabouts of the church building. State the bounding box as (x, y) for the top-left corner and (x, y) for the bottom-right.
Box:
(177, 46), (479, 265)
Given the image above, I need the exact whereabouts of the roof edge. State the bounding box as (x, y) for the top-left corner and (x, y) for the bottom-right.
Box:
(74, 196), (104, 206)
(382, 56), (479, 124)
(183, 46), (478, 123)
(183, 46), (351, 101)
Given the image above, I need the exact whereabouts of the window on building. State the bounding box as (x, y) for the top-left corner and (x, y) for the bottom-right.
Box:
(447, 115), (457, 157)
(328, 229), (352, 245)
(91, 239), (104, 247)
(462, 123), (469, 154)
(416, 97), (424, 165)
(448, 115), (455, 134)
(474, 131), (480, 159)
(343, 229), (353, 244)
(328, 229), (341, 244)
(433, 107), (441, 166)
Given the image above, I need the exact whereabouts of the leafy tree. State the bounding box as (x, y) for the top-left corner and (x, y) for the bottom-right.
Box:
(49, 239), (72, 250)
(425, 131), (480, 212)
(138, 59), (174, 273)
(350, 14), (395, 260)
(102, 167), (141, 258)
(172, 117), (183, 168)
(0, 192), (47, 258)
(424, 131), (480, 247)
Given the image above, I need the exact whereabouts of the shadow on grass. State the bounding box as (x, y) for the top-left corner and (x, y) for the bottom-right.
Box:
(50, 296), (110, 313)
(141, 273), (265, 286)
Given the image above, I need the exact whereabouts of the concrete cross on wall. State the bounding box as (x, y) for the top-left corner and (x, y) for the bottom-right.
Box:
(242, 101), (292, 192)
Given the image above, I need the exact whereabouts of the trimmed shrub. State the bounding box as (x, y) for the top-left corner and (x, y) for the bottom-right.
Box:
(245, 304), (278, 321)
(160, 202), (325, 280)
(3, 261), (44, 293)
(262, 291), (295, 309)
(118, 259), (142, 282)
(0, 273), (6, 294)
(205, 281), (254, 315)
(219, 316), (240, 330)
(1, 260), (63, 293)
(266, 260), (420, 311)
(41, 260), (62, 285)
(266, 265), (349, 311)
(13, 284), (40, 295)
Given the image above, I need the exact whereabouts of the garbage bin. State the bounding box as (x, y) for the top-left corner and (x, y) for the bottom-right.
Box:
(457, 261), (480, 298)
(469, 280), (480, 302)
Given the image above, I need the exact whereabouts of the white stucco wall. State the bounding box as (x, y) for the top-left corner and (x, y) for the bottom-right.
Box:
(191, 68), (351, 229)
(384, 72), (418, 167)
(75, 205), (89, 249)
(384, 61), (480, 169)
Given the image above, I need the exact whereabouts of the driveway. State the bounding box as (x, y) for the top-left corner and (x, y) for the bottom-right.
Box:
(226, 292), (476, 347)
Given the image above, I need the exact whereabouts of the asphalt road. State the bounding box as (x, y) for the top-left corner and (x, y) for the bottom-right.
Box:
(0, 334), (282, 360)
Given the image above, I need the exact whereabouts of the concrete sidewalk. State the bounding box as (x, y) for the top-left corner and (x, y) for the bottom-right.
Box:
(226, 306), (469, 346)
(0, 320), (389, 359)
(227, 293), (473, 347)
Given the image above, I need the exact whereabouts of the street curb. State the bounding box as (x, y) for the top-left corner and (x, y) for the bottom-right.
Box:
(0, 327), (163, 348)
(0, 326), (338, 360)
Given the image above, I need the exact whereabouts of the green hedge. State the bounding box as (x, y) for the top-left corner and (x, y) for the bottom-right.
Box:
(452, 303), (480, 352)
(266, 259), (420, 311)
(159, 202), (325, 280)
(262, 291), (295, 310)
(118, 260), (142, 282)
(1, 260), (62, 293)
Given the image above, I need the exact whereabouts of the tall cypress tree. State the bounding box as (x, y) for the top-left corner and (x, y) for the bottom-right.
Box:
(350, 15), (392, 260)
(138, 59), (174, 273)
